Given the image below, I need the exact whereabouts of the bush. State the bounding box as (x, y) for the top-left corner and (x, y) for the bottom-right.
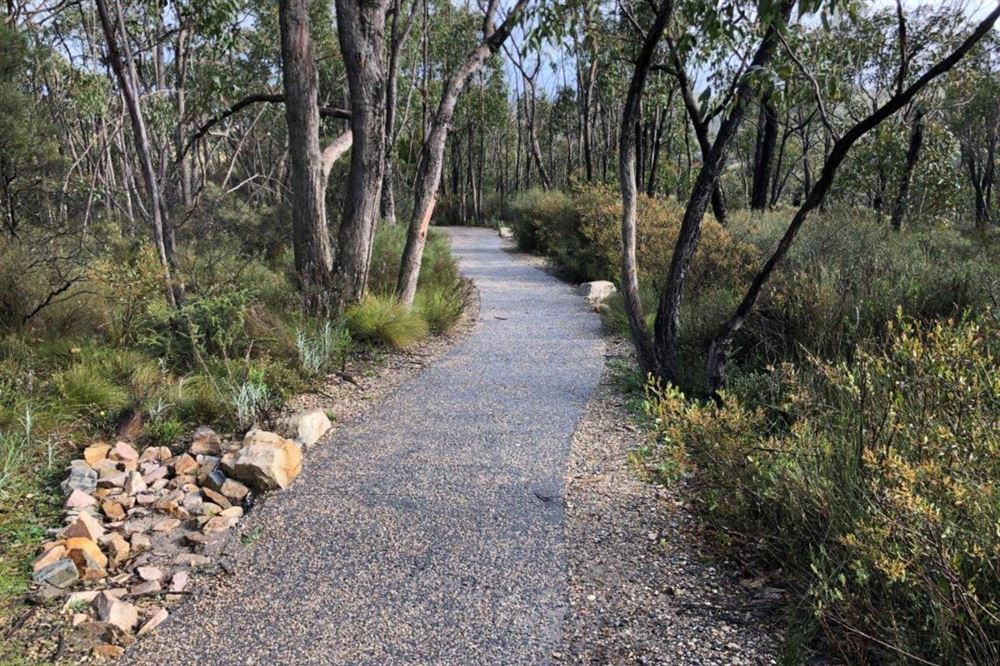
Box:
(640, 312), (1000, 663)
(415, 283), (465, 333)
(346, 294), (428, 349)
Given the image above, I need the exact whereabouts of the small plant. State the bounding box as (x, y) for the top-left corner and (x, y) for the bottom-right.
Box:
(144, 418), (184, 446)
(0, 409), (31, 498)
(295, 320), (351, 375)
(346, 295), (428, 349)
(230, 370), (272, 430)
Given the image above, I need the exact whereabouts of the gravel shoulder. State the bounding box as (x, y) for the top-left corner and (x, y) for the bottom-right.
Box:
(560, 339), (784, 665)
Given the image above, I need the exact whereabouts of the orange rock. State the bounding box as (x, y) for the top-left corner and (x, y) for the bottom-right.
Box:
(64, 537), (108, 578)
(172, 453), (198, 476)
(83, 443), (111, 467)
(101, 501), (126, 521)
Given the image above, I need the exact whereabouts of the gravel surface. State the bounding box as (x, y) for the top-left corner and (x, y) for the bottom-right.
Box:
(123, 228), (606, 665)
(561, 339), (783, 665)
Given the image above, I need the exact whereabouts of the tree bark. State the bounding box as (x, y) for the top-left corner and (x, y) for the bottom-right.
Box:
(279, 0), (335, 314)
(380, 0), (418, 224)
(890, 109), (925, 231)
(334, 0), (391, 313)
(619, 0), (673, 376)
(396, 0), (528, 306)
(95, 0), (180, 307)
(653, 0), (794, 384)
(750, 93), (778, 210)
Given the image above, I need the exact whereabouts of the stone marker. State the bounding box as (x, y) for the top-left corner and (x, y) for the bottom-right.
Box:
(284, 408), (332, 447)
(578, 280), (617, 302)
(227, 429), (303, 491)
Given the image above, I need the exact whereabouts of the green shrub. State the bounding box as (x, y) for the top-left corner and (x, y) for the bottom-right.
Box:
(143, 418), (184, 447)
(172, 374), (228, 426)
(415, 283), (465, 333)
(346, 294), (428, 349)
(640, 312), (1000, 663)
(53, 361), (129, 423)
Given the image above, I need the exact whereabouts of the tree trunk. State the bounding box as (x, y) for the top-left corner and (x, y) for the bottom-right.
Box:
(750, 93), (778, 211)
(380, 0), (417, 224)
(95, 0), (180, 307)
(890, 109), (925, 231)
(654, 0), (794, 384)
(334, 0), (390, 313)
(396, 0), (527, 306)
(279, 0), (334, 314)
(619, 0), (673, 376)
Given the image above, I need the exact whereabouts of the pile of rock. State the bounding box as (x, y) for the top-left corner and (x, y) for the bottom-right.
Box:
(30, 408), (332, 658)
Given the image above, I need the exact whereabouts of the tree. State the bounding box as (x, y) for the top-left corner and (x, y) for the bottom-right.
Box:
(395, 0), (528, 307)
(705, 1), (1000, 394)
(279, 0), (335, 314)
(95, 0), (181, 307)
(334, 0), (392, 313)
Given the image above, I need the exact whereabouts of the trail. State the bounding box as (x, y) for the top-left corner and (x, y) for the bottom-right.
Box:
(124, 228), (605, 665)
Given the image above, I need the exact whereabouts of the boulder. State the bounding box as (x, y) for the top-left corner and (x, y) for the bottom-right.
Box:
(101, 501), (126, 522)
(203, 514), (239, 534)
(284, 408), (332, 447)
(137, 566), (164, 582)
(137, 607), (169, 636)
(124, 471), (147, 495)
(578, 280), (617, 302)
(61, 466), (97, 496)
(130, 533), (152, 552)
(219, 478), (249, 502)
(92, 644), (125, 659)
(189, 427), (222, 456)
(32, 558), (79, 588)
(110, 441), (139, 462)
(91, 592), (138, 633)
(172, 453), (198, 476)
(498, 225), (514, 239)
(105, 533), (131, 565)
(169, 571), (189, 592)
(131, 580), (161, 596)
(33, 544), (68, 572)
(200, 487), (231, 509)
(227, 429), (302, 491)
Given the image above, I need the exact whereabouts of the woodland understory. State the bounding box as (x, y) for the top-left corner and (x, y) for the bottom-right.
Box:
(2, 0), (1000, 662)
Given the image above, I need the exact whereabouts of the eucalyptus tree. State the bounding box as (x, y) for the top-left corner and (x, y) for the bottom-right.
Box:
(395, 0), (529, 307)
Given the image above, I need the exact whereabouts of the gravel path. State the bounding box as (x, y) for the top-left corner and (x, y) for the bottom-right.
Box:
(124, 228), (606, 665)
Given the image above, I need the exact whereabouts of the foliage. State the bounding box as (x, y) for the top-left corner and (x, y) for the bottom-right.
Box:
(415, 283), (466, 333)
(346, 294), (429, 349)
(296, 320), (351, 376)
(640, 313), (1000, 663)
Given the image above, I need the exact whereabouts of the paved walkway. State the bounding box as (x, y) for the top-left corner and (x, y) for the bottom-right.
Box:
(126, 228), (605, 665)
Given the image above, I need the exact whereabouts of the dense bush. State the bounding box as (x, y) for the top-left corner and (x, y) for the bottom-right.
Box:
(640, 313), (1000, 663)
(506, 189), (999, 394)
